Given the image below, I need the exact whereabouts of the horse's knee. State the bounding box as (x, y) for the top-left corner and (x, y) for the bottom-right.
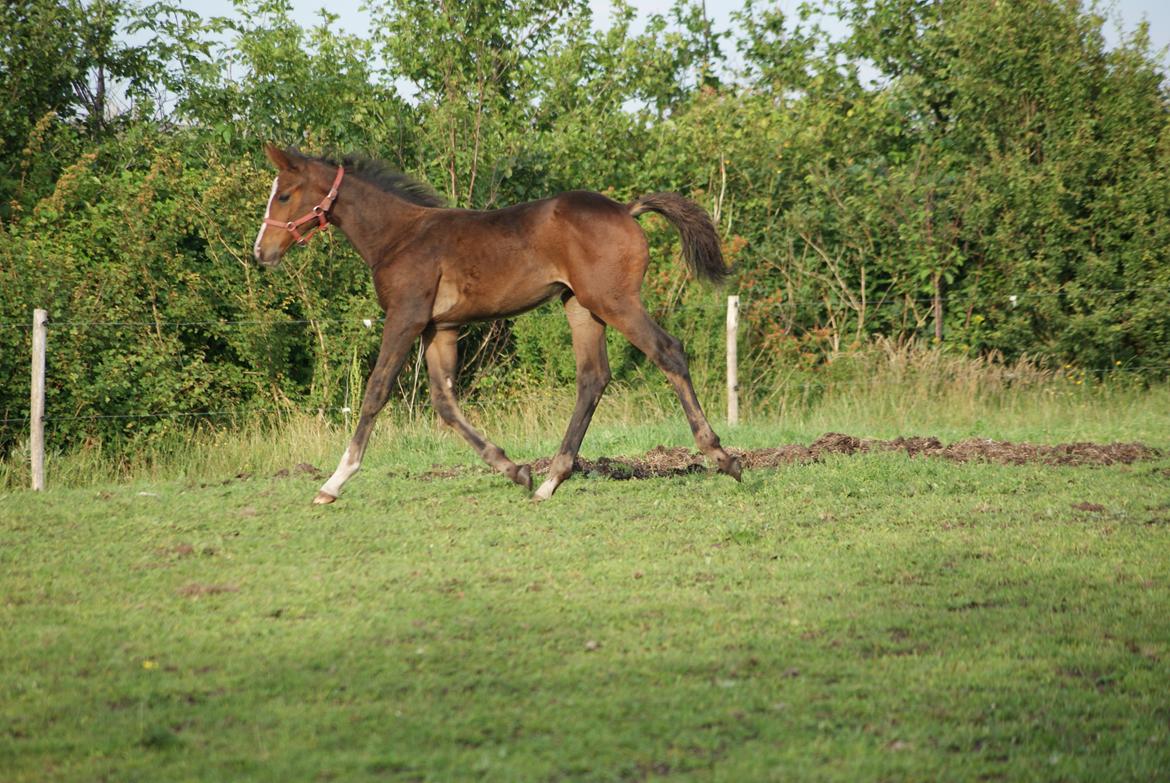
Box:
(579, 365), (610, 402)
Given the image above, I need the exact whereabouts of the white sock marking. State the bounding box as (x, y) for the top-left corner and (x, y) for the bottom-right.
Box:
(319, 446), (360, 498)
(534, 477), (559, 501)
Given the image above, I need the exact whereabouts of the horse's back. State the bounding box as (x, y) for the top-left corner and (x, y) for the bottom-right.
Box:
(551, 189), (625, 214)
(412, 188), (651, 323)
(469, 189), (643, 260)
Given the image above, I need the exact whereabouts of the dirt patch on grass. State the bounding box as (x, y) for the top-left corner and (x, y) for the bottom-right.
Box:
(177, 583), (239, 598)
(272, 463), (324, 480)
(520, 433), (1160, 480)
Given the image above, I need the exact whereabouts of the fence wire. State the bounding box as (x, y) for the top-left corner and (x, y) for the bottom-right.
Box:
(0, 283), (1166, 331)
(2, 295), (1167, 436)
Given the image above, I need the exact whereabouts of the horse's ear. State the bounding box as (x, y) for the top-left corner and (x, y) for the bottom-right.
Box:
(264, 143), (298, 172)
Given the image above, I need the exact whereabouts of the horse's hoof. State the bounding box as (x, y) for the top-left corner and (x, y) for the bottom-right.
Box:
(512, 464), (533, 492)
(533, 478), (558, 502)
(719, 454), (742, 482)
(312, 491), (337, 505)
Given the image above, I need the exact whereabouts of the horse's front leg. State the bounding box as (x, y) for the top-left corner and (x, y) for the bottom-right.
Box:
(315, 313), (428, 505)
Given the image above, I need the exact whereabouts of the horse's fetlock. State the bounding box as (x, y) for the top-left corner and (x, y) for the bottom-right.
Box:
(718, 452), (742, 481)
(509, 463), (533, 491)
(549, 453), (575, 479)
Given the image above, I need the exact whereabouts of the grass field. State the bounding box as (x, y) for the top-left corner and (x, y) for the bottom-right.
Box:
(3, 380), (1170, 781)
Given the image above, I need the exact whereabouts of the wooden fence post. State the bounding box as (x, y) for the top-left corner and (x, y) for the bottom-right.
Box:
(31, 308), (47, 491)
(726, 295), (739, 426)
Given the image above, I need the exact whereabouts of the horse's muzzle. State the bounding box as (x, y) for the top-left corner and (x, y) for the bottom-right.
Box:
(254, 246), (282, 269)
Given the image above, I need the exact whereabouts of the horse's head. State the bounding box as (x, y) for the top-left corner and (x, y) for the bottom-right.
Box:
(253, 144), (343, 268)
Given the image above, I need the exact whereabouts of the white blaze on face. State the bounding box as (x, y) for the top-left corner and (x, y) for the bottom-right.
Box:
(253, 177), (280, 261)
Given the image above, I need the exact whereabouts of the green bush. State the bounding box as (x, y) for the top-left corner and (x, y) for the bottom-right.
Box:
(2, 0), (1167, 459)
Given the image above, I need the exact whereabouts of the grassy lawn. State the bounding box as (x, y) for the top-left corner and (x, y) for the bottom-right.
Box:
(3, 412), (1169, 781)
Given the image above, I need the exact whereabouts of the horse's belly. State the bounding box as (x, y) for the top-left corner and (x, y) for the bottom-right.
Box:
(431, 278), (566, 326)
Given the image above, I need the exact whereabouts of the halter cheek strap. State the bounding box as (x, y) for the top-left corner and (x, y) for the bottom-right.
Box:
(265, 166), (345, 246)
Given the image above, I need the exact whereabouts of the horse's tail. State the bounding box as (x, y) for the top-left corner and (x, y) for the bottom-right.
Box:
(628, 193), (729, 285)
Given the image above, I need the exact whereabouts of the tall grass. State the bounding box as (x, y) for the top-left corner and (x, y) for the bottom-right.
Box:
(2, 340), (1166, 491)
(746, 338), (1166, 443)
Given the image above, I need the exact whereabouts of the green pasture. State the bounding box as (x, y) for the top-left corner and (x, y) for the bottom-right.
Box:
(3, 390), (1170, 782)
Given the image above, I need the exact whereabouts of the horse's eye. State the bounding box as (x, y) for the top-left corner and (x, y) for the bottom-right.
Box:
(277, 193), (291, 203)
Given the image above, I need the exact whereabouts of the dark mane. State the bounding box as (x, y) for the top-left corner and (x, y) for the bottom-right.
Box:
(307, 151), (445, 208)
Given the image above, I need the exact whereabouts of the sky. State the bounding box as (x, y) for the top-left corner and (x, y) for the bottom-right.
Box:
(190, 0), (1170, 64)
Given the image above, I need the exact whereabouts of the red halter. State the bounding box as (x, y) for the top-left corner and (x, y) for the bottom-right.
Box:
(265, 165), (345, 246)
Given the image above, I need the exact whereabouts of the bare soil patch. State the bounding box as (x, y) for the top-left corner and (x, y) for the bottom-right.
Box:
(521, 433), (1160, 481)
(273, 463), (325, 480)
(177, 582), (240, 598)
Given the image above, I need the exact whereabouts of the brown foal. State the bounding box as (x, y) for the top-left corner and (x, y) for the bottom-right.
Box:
(253, 144), (741, 503)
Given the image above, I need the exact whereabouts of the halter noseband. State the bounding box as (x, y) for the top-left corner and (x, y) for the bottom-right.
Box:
(265, 165), (345, 246)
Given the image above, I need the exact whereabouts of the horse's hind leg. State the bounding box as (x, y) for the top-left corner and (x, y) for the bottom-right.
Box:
(534, 296), (611, 501)
(603, 302), (741, 481)
(424, 327), (531, 490)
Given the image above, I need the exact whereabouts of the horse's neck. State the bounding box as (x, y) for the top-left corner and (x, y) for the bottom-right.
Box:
(330, 176), (421, 265)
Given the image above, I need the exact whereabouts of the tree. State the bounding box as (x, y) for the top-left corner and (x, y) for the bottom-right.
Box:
(1, 0), (169, 215)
